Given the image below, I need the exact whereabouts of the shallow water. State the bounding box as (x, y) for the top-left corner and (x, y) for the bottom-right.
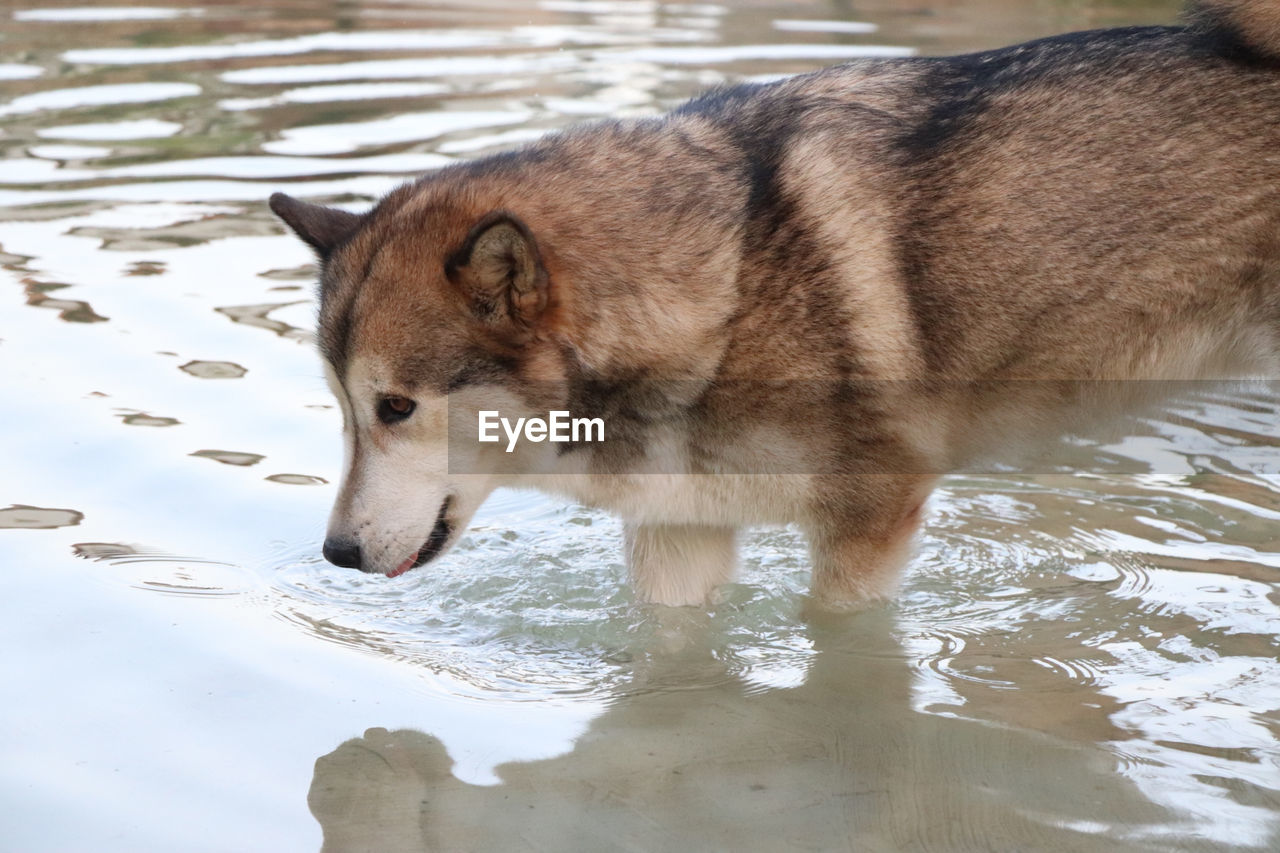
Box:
(4, 0), (1279, 850)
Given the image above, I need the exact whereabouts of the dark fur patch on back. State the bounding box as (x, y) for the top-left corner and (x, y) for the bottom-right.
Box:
(682, 84), (863, 375)
(1184, 1), (1280, 67)
(676, 83), (796, 237)
(894, 26), (1187, 371)
(899, 28), (1182, 159)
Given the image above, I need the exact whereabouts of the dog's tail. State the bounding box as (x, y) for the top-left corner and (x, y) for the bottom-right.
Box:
(1187, 0), (1280, 62)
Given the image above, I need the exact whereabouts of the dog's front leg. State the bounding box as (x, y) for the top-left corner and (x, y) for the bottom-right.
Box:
(624, 522), (738, 606)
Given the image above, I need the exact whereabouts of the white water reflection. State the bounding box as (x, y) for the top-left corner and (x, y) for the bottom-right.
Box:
(0, 63), (44, 80)
(28, 144), (111, 160)
(262, 110), (533, 156)
(600, 41), (914, 64)
(36, 119), (184, 140)
(14, 6), (195, 21)
(0, 83), (200, 117)
(219, 53), (583, 85)
(540, 0), (659, 13)
(0, 153), (450, 184)
(773, 19), (878, 34)
(218, 81), (450, 112)
(0, 176), (401, 206)
(64, 29), (521, 65)
(63, 23), (714, 66)
(439, 127), (558, 154)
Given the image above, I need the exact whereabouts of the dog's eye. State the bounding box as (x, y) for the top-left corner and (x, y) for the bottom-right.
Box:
(377, 395), (416, 424)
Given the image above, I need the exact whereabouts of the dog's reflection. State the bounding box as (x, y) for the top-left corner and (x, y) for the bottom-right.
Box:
(309, 610), (1176, 853)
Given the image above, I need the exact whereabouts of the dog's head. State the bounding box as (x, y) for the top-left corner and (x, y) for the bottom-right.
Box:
(270, 189), (569, 577)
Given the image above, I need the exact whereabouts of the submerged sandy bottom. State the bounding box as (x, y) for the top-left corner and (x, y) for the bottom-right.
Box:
(3, 0), (1279, 850)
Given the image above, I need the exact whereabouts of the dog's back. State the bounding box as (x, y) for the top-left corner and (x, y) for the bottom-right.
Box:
(651, 2), (1280, 473)
(675, 8), (1280, 379)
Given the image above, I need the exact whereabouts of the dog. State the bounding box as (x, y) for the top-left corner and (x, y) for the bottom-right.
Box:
(271, 0), (1280, 607)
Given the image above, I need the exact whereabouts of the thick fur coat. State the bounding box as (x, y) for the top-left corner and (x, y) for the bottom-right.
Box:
(272, 0), (1280, 606)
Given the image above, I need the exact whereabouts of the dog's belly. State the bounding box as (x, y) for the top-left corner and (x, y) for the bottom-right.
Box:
(534, 471), (813, 528)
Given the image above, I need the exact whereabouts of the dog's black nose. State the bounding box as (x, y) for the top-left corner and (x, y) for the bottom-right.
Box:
(322, 537), (362, 570)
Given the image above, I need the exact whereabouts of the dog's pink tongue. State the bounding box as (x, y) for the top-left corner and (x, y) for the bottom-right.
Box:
(387, 555), (415, 578)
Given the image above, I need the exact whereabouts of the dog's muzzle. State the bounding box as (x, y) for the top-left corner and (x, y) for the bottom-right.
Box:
(322, 496), (455, 577)
(388, 497), (455, 577)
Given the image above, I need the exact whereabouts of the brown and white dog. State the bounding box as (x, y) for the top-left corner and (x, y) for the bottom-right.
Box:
(271, 0), (1280, 607)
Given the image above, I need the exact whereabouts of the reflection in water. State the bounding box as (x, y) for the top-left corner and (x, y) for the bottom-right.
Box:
(178, 360), (247, 379)
(14, 7), (197, 23)
(282, 474), (1280, 846)
(0, 505), (84, 529)
(773, 19), (879, 34)
(262, 111), (532, 156)
(21, 276), (107, 322)
(73, 541), (148, 561)
(36, 119), (184, 140)
(119, 412), (181, 427)
(2, 0), (1278, 849)
(308, 613), (1183, 852)
(123, 260), (165, 276)
(72, 541), (256, 598)
(29, 143), (111, 160)
(215, 301), (311, 342)
(220, 81), (451, 112)
(0, 82), (202, 117)
(266, 473), (328, 485)
(190, 449), (265, 467)
(259, 264), (313, 282)
(70, 209), (265, 250)
(0, 152), (453, 184)
(0, 62), (44, 80)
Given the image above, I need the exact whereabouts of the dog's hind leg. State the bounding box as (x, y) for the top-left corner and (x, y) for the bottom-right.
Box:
(805, 480), (931, 608)
(624, 523), (737, 607)
(806, 525), (920, 608)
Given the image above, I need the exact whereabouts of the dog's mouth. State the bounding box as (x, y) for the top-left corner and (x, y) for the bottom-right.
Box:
(387, 496), (455, 578)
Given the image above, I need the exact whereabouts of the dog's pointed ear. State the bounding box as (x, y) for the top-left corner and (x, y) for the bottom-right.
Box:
(446, 211), (549, 332)
(269, 192), (361, 258)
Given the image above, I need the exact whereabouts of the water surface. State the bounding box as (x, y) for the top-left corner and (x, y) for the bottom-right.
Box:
(4, 1), (1279, 851)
